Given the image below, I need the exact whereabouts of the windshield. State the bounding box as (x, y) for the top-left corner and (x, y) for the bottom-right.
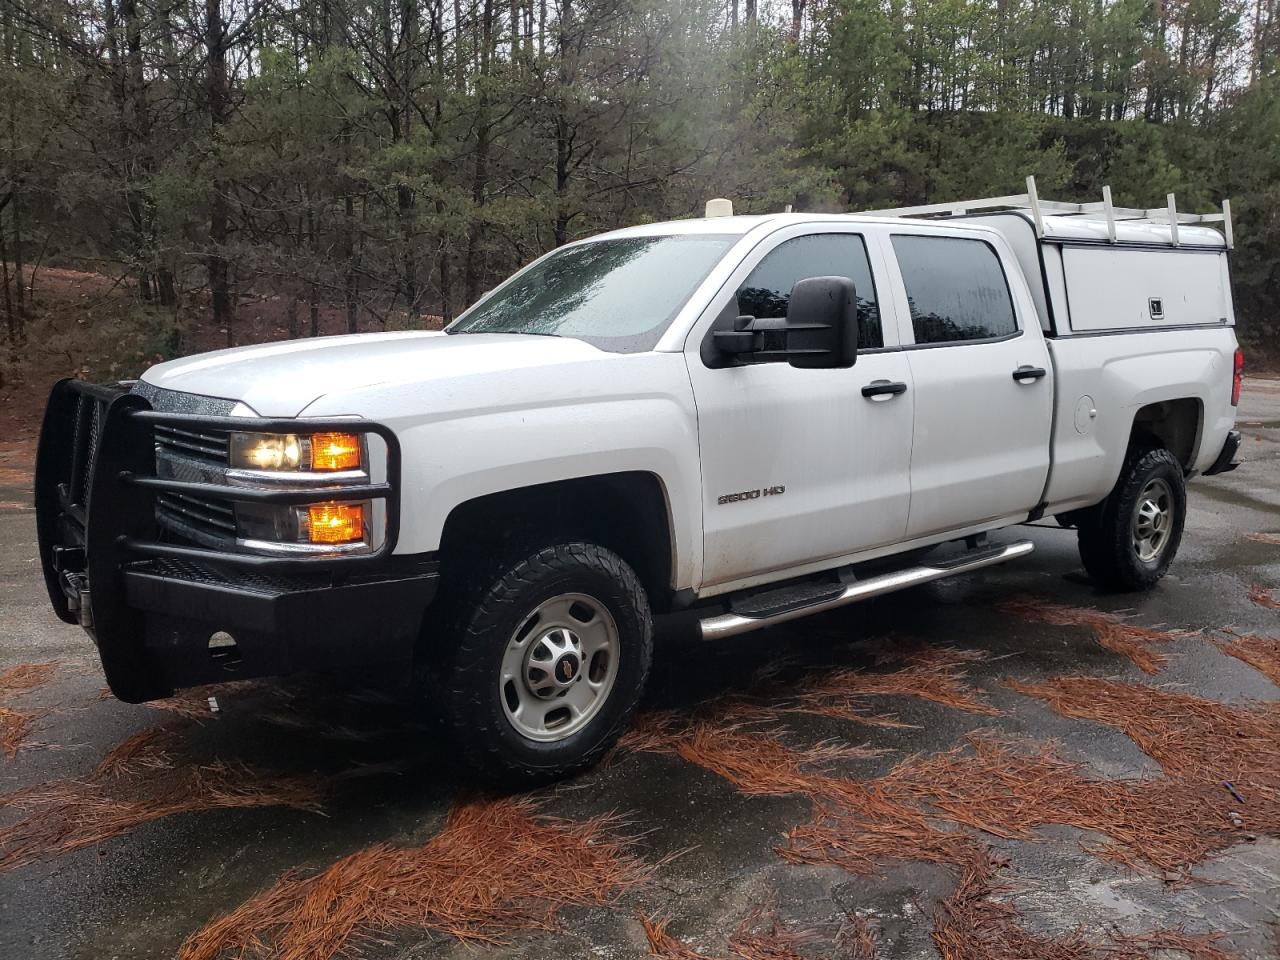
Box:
(448, 234), (736, 352)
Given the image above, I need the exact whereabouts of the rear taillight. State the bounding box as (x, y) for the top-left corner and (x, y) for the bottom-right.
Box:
(1232, 348), (1244, 406)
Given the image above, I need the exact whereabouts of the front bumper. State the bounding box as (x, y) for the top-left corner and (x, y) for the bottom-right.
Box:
(34, 379), (437, 702)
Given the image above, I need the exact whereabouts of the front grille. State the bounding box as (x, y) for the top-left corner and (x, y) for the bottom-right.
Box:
(154, 424), (229, 465)
(156, 491), (237, 543)
(68, 395), (106, 506)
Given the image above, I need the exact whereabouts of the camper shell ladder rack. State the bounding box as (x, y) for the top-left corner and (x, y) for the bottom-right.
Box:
(859, 175), (1233, 249)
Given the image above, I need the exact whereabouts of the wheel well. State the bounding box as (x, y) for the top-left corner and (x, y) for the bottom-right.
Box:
(438, 472), (676, 612)
(1130, 398), (1201, 469)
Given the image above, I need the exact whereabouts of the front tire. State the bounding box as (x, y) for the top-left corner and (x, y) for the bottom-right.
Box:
(1077, 446), (1186, 591)
(441, 542), (652, 786)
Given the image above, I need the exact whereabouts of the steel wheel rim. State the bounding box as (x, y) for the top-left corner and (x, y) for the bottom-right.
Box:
(1132, 477), (1174, 563)
(499, 592), (620, 743)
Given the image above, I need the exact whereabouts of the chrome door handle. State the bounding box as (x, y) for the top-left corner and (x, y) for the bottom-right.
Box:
(862, 380), (908, 399)
(1012, 365), (1047, 383)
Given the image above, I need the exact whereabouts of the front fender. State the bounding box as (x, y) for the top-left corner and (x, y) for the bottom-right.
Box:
(301, 353), (703, 590)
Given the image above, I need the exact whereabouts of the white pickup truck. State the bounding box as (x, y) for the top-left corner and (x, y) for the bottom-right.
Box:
(35, 183), (1243, 783)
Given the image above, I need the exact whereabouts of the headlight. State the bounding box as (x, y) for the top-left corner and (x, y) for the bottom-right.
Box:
(236, 499), (371, 550)
(229, 432), (365, 473)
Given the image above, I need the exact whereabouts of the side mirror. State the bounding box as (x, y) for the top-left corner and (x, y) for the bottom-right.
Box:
(785, 276), (858, 369)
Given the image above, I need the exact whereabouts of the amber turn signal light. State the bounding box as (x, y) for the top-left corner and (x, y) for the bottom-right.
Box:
(310, 432), (363, 471)
(306, 502), (365, 544)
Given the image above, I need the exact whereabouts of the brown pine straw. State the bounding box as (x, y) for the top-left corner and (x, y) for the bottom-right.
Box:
(179, 796), (648, 960)
(621, 714), (885, 805)
(0, 662), (59, 759)
(840, 915), (879, 960)
(928, 853), (1233, 960)
(0, 662), (58, 697)
(998, 597), (1190, 674)
(931, 853), (1095, 960)
(0, 706), (46, 759)
(1005, 676), (1280, 783)
(1244, 532), (1280, 545)
(1248, 583), (1280, 610)
(1214, 630), (1280, 687)
(641, 902), (842, 960)
(145, 679), (273, 719)
(0, 727), (325, 871)
(633, 712), (1240, 958)
(882, 736), (1268, 875)
(659, 645), (998, 737)
(775, 646), (1000, 720)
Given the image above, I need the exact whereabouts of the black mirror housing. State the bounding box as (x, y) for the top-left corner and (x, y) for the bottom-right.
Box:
(785, 276), (858, 369)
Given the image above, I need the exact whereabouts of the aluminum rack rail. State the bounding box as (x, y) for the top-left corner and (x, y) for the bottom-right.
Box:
(858, 175), (1233, 249)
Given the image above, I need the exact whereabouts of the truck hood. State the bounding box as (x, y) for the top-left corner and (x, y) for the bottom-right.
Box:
(139, 331), (610, 417)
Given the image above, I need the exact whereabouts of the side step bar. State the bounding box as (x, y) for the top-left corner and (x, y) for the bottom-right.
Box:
(699, 540), (1034, 640)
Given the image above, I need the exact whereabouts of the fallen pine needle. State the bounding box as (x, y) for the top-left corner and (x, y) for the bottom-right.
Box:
(1248, 584), (1280, 610)
(0, 662), (58, 698)
(1214, 630), (1280, 687)
(0, 726), (325, 871)
(0, 663), (60, 758)
(999, 598), (1188, 675)
(641, 902), (835, 960)
(180, 796), (648, 960)
(0, 707), (45, 759)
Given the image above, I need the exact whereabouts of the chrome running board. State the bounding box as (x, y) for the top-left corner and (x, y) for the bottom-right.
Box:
(698, 540), (1034, 640)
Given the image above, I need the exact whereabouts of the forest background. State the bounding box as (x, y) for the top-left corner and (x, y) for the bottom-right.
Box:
(0, 0), (1276, 402)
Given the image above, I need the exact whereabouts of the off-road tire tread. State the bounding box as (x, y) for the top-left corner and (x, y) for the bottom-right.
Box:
(1077, 446), (1185, 591)
(442, 542), (652, 787)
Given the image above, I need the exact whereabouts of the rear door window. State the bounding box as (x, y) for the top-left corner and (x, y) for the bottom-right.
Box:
(891, 235), (1017, 345)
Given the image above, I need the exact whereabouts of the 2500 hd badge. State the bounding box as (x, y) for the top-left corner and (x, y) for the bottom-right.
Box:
(718, 485), (786, 505)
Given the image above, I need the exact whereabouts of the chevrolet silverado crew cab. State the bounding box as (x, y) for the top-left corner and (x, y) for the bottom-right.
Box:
(35, 180), (1243, 783)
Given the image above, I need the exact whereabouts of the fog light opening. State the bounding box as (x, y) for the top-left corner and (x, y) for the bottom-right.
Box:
(208, 631), (241, 665)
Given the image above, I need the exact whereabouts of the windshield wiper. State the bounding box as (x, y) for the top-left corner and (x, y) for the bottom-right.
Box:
(449, 328), (562, 338)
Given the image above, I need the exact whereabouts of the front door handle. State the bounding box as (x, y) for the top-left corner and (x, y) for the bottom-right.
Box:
(1012, 365), (1047, 383)
(862, 380), (908, 399)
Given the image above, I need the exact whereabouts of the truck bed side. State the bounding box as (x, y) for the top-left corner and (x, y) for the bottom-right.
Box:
(1043, 328), (1237, 515)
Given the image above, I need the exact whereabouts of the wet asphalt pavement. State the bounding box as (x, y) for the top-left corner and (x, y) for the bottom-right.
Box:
(1, 380), (1278, 960)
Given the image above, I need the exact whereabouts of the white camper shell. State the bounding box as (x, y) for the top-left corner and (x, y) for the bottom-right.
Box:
(861, 178), (1235, 339)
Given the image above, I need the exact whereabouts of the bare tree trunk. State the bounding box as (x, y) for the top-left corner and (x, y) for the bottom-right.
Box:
(10, 187), (23, 328)
(396, 0), (419, 313)
(344, 191), (358, 333)
(463, 0), (494, 305)
(433, 0), (453, 323)
(0, 215), (14, 344)
(206, 0), (234, 344)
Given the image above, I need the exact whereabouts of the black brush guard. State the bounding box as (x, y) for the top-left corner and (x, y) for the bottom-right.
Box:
(34, 379), (438, 702)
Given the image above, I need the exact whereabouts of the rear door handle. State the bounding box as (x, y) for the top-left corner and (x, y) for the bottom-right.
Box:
(1012, 365), (1047, 383)
(862, 380), (908, 399)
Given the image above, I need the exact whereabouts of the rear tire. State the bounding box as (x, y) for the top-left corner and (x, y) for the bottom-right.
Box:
(440, 542), (652, 787)
(1077, 446), (1185, 591)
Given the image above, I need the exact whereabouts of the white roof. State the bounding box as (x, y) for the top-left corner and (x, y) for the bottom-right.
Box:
(588, 211), (1000, 241)
(581, 207), (1228, 249)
